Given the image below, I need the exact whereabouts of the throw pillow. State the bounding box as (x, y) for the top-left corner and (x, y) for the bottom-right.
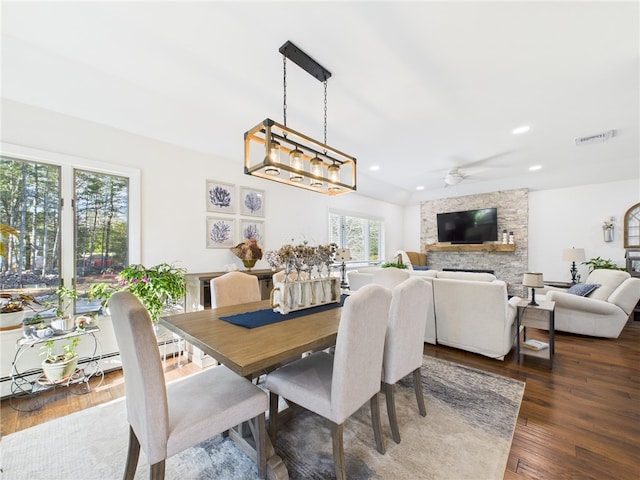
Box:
(566, 283), (600, 297)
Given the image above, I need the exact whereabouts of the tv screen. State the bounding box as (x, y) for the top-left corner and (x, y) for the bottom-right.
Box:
(436, 208), (498, 244)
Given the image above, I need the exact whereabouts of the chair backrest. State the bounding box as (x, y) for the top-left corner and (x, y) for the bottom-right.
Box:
(108, 291), (169, 463)
(383, 278), (430, 384)
(210, 271), (261, 308)
(331, 284), (392, 423)
(371, 267), (410, 289)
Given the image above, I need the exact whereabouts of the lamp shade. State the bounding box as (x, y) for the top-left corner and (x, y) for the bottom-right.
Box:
(522, 272), (544, 288)
(334, 248), (351, 262)
(562, 247), (586, 263)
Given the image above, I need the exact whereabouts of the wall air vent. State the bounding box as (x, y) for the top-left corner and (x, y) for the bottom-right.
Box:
(574, 129), (615, 146)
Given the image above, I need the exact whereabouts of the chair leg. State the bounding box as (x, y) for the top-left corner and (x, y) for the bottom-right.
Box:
(370, 393), (386, 454)
(123, 425), (141, 480)
(269, 391), (279, 441)
(254, 413), (267, 479)
(413, 367), (426, 417)
(149, 461), (165, 480)
(384, 382), (401, 444)
(331, 422), (346, 480)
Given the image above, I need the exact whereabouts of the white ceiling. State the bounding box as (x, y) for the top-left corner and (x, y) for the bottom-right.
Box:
(2, 1), (639, 205)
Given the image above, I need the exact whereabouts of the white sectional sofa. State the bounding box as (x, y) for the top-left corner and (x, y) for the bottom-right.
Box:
(347, 267), (521, 360)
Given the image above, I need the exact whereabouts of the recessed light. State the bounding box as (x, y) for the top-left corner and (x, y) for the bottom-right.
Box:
(370, 165), (380, 171)
(512, 125), (531, 135)
(529, 165), (542, 171)
(416, 186), (425, 191)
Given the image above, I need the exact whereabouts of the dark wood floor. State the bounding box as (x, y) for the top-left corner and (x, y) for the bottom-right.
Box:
(2, 319), (639, 480)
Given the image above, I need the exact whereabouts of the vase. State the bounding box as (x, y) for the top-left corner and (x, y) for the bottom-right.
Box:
(242, 259), (257, 272)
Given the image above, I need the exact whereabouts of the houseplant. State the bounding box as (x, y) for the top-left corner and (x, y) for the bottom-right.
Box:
(40, 335), (81, 382)
(88, 262), (187, 322)
(582, 256), (626, 274)
(0, 293), (41, 329)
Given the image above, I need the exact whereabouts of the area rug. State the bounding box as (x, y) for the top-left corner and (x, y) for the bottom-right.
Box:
(0, 356), (524, 480)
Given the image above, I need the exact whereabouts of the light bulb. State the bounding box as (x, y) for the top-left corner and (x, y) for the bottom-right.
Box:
(289, 148), (304, 182)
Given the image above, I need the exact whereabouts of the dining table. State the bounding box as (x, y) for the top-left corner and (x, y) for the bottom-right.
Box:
(159, 298), (344, 480)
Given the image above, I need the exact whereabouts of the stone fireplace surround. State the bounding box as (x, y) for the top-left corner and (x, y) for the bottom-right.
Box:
(420, 188), (528, 297)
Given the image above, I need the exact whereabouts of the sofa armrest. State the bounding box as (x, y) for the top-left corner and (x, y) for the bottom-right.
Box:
(545, 291), (620, 315)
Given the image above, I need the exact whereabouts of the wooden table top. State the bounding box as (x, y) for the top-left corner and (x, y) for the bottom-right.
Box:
(159, 300), (341, 377)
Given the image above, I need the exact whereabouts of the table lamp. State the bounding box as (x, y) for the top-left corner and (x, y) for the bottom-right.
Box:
(562, 247), (585, 284)
(522, 272), (544, 306)
(334, 248), (351, 289)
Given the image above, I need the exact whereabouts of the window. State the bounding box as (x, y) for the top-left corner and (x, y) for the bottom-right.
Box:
(0, 145), (139, 318)
(329, 210), (383, 263)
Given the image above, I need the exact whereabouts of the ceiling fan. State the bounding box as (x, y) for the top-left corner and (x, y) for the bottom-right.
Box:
(441, 150), (514, 187)
(444, 168), (465, 186)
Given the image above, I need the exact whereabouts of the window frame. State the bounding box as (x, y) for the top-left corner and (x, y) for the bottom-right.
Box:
(328, 208), (384, 264)
(1, 143), (141, 293)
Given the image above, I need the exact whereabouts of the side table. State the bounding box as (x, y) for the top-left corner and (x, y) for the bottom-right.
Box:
(516, 300), (556, 368)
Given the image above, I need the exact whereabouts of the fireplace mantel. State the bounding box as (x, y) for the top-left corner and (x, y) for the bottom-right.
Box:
(425, 243), (516, 253)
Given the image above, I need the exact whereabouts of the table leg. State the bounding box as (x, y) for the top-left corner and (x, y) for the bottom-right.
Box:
(229, 420), (289, 480)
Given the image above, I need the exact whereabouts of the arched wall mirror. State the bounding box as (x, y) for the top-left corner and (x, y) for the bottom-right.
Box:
(624, 202), (640, 248)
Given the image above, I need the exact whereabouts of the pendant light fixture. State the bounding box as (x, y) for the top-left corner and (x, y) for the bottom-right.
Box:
(244, 41), (357, 195)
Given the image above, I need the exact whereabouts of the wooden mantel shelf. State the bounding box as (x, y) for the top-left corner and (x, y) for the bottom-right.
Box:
(425, 243), (516, 252)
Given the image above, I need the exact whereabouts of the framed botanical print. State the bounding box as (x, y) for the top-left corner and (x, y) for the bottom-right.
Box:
(206, 180), (236, 214)
(206, 217), (235, 248)
(240, 219), (264, 244)
(240, 187), (265, 217)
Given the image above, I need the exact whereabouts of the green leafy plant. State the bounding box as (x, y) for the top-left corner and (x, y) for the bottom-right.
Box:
(41, 335), (81, 364)
(381, 261), (408, 269)
(88, 263), (187, 322)
(582, 256), (626, 273)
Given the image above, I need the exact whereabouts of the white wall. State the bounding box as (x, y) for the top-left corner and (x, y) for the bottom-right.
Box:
(1, 100), (405, 272)
(528, 180), (639, 282)
(3, 100), (638, 281)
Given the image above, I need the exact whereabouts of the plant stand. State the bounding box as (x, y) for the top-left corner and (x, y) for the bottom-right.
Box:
(9, 326), (104, 412)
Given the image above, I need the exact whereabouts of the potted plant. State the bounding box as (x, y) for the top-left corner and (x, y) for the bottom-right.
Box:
(582, 256), (626, 273)
(1, 293), (41, 329)
(40, 335), (81, 382)
(88, 262), (187, 322)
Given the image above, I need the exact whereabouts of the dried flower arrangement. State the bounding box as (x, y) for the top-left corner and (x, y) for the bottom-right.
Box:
(266, 241), (338, 279)
(230, 238), (264, 262)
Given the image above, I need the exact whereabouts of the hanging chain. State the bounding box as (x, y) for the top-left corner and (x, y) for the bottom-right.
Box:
(323, 80), (328, 152)
(283, 56), (287, 128)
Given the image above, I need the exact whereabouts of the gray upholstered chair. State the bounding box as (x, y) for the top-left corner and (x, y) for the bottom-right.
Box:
(383, 278), (430, 443)
(265, 284), (392, 480)
(109, 291), (268, 480)
(210, 271), (261, 308)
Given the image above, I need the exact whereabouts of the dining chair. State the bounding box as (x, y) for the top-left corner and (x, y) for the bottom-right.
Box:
(265, 284), (392, 480)
(383, 277), (430, 443)
(109, 291), (268, 480)
(210, 271), (261, 308)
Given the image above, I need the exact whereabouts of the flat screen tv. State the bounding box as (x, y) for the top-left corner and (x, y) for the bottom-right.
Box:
(436, 208), (498, 244)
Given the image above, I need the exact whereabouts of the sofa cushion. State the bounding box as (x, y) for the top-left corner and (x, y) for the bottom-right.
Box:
(585, 269), (630, 301)
(567, 283), (600, 297)
(436, 271), (496, 282)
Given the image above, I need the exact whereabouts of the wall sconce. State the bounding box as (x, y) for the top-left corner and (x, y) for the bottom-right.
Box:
(603, 217), (614, 242)
(244, 41), (357, 195)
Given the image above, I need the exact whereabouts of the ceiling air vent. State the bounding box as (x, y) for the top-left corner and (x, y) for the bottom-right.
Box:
(574, 130), (615, 146)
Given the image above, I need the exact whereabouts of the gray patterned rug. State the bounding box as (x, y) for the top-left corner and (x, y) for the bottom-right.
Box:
(0, 356), (524, 480)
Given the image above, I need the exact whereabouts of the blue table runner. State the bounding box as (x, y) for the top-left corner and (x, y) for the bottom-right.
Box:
(219, 294), (347, 329)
